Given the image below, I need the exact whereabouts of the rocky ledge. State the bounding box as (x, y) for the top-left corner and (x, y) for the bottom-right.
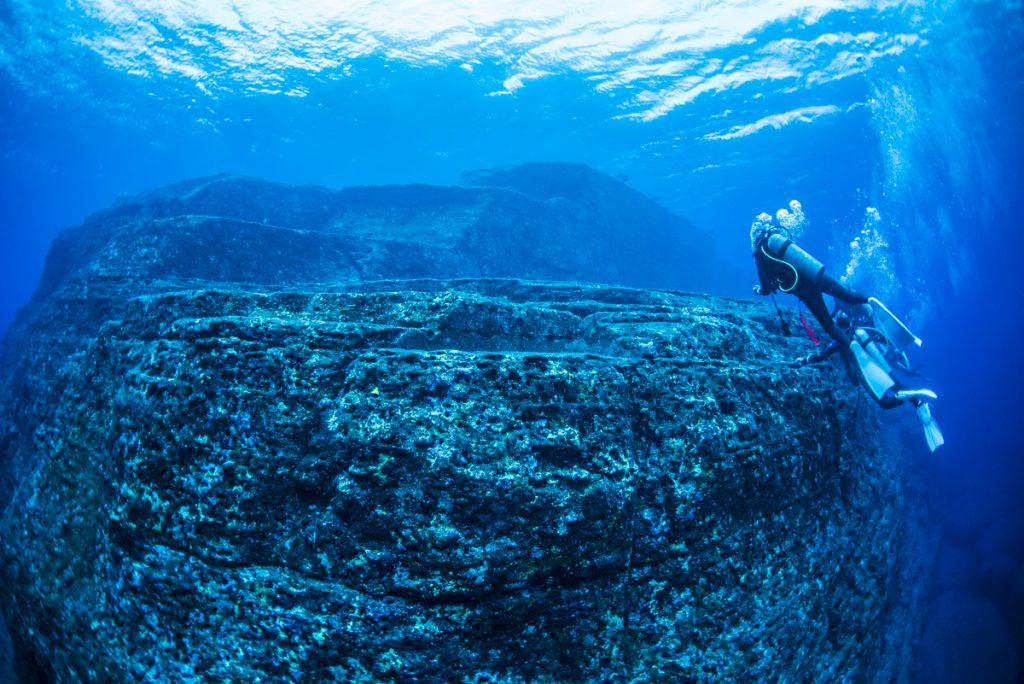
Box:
(0, 166), (928, 682)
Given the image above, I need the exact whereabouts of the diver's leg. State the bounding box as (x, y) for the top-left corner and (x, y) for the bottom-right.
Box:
(818, 274), (869, 305)
(877, 382), (906, 410)
(800, 288), (847, 344)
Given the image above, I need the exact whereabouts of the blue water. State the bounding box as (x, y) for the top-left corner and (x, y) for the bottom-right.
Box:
(2, 0), (1023, 679)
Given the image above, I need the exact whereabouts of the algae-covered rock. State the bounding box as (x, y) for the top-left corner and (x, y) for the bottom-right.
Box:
(0, 168), (928, 682)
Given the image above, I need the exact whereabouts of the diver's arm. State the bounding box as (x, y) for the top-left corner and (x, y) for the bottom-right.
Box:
(794, 340), (841, 366)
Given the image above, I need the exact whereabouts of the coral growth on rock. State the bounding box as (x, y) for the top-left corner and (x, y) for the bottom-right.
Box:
(0, 164), (929, 681)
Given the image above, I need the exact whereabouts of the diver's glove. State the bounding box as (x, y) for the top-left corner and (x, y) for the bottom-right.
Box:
(790, 353), (815, 368)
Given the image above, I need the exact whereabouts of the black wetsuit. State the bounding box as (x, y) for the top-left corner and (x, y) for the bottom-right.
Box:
(753, 231), (868, 382)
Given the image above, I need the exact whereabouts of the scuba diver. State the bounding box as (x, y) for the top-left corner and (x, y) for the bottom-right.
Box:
(750, 210), (867, 384)
(750, 206), (944, 451)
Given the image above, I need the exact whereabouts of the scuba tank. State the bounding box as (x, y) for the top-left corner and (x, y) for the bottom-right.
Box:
(767, 233), (825, 281)
(854, 328), (893, 373)
(849, 339), (896, 401)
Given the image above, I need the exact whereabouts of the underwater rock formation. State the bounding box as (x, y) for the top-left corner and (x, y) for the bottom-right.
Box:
(48, 161), (720, 296)
(0, 166), (929, 681)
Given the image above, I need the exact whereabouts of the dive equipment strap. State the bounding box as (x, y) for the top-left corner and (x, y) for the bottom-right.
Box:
(760, 245), (799, 292)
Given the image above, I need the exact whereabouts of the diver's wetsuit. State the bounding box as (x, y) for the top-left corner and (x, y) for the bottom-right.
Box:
(753, 231), (868, 382)
(755, 257), (867, 343)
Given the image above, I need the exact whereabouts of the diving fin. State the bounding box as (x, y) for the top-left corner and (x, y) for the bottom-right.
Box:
(868, 297), (923, 351)
(895, 388), (938, 402)
(916, 402), (944, 452)
(850, 340), (896, 400)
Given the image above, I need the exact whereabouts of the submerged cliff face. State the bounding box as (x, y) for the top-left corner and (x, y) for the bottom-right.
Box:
(0, 165), (927, 682)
